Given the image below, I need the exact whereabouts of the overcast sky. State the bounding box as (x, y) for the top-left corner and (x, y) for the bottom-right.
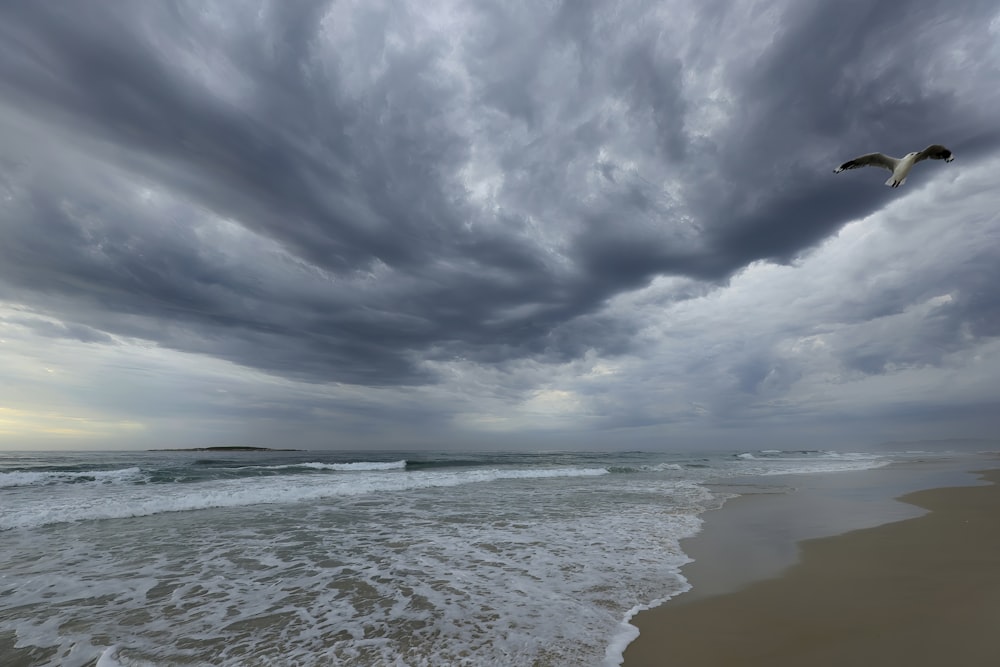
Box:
(2, 0), (999, 452)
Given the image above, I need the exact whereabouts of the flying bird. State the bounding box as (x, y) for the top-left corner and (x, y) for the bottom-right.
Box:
(834, 144), (955, 187)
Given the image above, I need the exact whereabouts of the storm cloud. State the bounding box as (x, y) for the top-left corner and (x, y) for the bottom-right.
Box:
(2, 0), (999, 449)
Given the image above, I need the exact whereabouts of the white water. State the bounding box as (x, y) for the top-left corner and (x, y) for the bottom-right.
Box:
(1, 466), (609, 531)
(0, 466), (144, 488)
(0, 449), (900, 666)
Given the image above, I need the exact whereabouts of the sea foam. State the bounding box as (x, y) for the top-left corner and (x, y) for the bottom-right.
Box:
(0, 467), (144, 488)
(2, 469), (711, 667)
(0, 466), (610, 531)
(254, 460), (408, 472)
(301, 459), (407, 471)
(0, 448), (903, 666)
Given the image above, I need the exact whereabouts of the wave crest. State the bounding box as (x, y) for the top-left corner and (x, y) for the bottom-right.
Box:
(0, 467), (144, 488)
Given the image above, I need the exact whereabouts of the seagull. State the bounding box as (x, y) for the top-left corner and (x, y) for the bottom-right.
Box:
(834, 144), (955, 187)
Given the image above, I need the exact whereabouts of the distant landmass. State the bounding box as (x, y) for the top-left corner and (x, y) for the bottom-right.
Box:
(149, 446), (303, 452)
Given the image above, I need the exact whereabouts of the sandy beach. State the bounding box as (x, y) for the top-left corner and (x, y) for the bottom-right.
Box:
(623, 467), (1000, 667)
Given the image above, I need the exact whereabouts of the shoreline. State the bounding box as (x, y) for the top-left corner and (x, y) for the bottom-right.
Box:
(622, 460), (1000, 666)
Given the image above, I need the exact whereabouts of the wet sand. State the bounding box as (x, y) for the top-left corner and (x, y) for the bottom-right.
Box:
(623, 468), (1000, 667)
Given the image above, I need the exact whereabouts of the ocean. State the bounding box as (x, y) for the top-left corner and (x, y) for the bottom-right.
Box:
(1, 448), (903, 666)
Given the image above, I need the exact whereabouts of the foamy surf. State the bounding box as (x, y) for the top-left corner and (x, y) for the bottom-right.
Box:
(0, 467), (144, 488)
(0, 448), (905, 666)
(0, 465), (610, 531)
(256, 459), (409, 471)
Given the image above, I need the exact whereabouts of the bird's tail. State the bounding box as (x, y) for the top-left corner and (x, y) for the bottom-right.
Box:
(885, 175), (906, 187)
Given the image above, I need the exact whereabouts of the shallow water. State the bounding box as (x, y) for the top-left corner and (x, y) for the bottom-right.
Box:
(1, 448), (897, 666)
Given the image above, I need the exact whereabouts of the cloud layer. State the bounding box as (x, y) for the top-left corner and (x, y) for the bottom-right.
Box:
(2, 1), (999, 449)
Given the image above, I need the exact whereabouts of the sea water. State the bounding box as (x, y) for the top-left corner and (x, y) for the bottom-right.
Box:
(1, 449), (896, 666)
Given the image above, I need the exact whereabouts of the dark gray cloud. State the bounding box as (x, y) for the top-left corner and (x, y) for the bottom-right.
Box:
(699, 0), (1000, 264)
(5, 316), (115, 346)
(1, 0), (999, 448)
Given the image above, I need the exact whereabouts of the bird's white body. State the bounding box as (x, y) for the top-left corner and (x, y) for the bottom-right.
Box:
(885, 152), (920, 188)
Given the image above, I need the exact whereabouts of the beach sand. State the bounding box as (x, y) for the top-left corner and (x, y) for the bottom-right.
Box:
(623, 468), (1000, 667)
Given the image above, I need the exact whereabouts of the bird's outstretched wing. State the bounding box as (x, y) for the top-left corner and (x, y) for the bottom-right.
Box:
(914, 144), (954, 163)
(834, 152), (897, 173)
